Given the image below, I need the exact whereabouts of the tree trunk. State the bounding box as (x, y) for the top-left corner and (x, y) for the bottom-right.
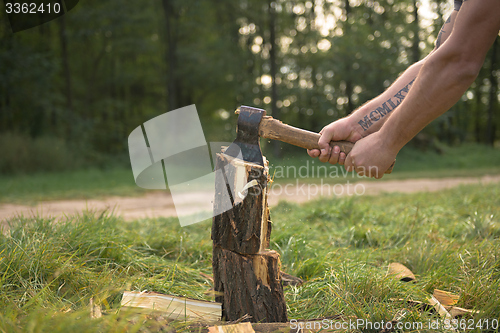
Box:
(162, 0), (177, 110)
(58, 15), (73, 139)
(268, 0), (281, 158)
(344, 0), (353, 115)
(59, 15), (72, 112)
(474, 84), (482, 143)
(412, 0), (420, 63)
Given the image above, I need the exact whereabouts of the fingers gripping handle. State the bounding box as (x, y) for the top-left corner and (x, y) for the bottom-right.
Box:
(259, 116), (394, 174)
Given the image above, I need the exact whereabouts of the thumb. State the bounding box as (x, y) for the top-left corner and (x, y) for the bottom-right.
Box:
(318, 127), (335, 154)
(344, 153), (354, 172)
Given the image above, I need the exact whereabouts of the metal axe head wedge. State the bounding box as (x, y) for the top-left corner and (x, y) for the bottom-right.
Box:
(223, 106), (266, 166)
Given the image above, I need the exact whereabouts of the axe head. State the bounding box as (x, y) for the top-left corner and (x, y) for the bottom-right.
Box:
(224, 106), (266, 166)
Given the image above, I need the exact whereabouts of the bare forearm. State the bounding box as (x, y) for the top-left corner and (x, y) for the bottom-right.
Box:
(347, 10), (459, 137)
(380, 52), (479, 151)
(380, 0), (500, 151)
(348, 60), (423, 136)
(323, 0), (500, 178)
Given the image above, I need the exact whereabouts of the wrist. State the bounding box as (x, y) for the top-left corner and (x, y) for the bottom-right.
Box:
(334, 115), (362, 142)
(345, 109), (371, 139)
(378, 123), (406, 153)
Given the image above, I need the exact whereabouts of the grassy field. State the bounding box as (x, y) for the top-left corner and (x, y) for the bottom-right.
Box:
(0, 182), (499, 332)
(0, 143), (499, 204)
(0, 168), (146, 204)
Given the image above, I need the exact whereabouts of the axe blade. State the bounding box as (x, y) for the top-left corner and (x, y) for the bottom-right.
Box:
(224, 106), (266, 166)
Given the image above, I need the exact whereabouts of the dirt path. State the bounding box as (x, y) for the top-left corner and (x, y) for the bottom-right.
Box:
(1, 175), (499, 222)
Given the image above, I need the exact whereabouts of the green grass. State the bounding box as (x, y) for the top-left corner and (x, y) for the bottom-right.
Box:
(1, 183), (499, 332)
(0, 143), (499, 204)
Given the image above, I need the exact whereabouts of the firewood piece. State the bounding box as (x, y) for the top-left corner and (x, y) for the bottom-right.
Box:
(121, 291), (221, 321)
(391, 298), (480, 318)
(428, 296), (453, 319)
(447, 306), (479, 317)
(212, 247), (288, 323)
(208, 322), (255, 333)
(212, 152), (271, 255)
(387, 263), (416, 282)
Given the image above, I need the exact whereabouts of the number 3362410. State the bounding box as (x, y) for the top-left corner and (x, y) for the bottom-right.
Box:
(5, 2), (61, 14)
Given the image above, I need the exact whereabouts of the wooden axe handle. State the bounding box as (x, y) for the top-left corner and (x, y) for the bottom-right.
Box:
(259, 116), (394, 174)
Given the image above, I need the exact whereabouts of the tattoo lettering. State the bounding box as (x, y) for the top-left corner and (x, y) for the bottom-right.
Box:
(358, 115), (373, 131)
(436, 16), (451, 48)
(358, 78), (416, 131)
(436, 29), (445, 48)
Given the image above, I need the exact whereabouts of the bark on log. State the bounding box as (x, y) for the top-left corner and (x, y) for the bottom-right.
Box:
(212, 150), (287, 322)
(212, 247), (288, 323)
(212, 152), (271, 255)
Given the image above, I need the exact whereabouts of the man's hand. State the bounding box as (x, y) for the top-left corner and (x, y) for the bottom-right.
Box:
(307, 116), (363, 165)
(344, 131), (399, 179)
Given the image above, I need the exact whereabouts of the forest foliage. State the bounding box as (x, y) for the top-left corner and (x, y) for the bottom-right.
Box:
(0, 0), (498, 173)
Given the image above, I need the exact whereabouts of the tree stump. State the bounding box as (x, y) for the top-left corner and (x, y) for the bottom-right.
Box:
(212, 247), (287, 323)
(212, 151), (287, 322)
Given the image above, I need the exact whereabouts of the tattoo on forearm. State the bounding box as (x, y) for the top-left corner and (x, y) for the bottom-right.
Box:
(358, 78), (416, 131)
(435, 16), (451, 48)
(436, 29), (445, 48)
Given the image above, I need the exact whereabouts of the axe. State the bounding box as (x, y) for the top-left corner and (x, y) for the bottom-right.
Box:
(225, 105), (394, 174)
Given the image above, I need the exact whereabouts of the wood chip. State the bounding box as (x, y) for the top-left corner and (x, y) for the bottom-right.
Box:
(387, 263), (416, 282)
(433, 289), (459, 306)
(89, 297), (102, 319)
(281, 271), (304, 287)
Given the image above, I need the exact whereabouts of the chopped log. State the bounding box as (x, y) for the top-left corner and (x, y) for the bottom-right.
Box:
(212, 150), (287, 322)
(212, 152), (271, 255)
(212, 247), (288, 323)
